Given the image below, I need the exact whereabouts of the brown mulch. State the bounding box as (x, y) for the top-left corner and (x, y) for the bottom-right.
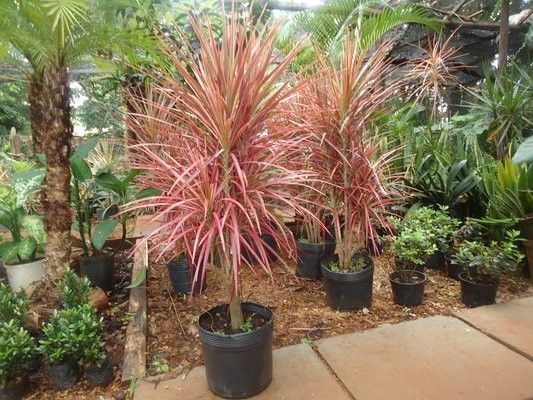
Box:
(146, 254), (532, 379)
(24, 251), (134, 400)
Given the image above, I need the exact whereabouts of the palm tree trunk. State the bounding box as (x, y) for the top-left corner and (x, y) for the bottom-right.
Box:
(28, 76), (46, 155)
(42, 64), (73, 280)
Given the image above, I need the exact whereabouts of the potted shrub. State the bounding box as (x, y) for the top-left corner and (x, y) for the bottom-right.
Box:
(39, 307), (83, 389)
(125, 11), (310, 398)
(0, 283), (29, 328)
(287, 38), (400, 310)
(0, 173), (46, 291)
(58, 269), (91, 308)
(0, 321), (36, 400)
(453, 230), (524, 307)
(390, 226), (434, 306)
(400, 206), (460, 269)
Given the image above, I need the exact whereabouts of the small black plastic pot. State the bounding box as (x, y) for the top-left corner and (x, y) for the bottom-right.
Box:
(84, 356), (114, 387)
(296, 240), (335, 279)
(424, 251), (445, 269)
(447, 260), (478, 281)
(459, 272), (499, 308)
(167, 258), (206, 295)
(0, 375), (28, 400)
(389, 270), (427, 306)
(79, 254), (115, 291)
(321, 253), (373, 310)
(48, 360), (81, 390)
(198, 302), (273, 399)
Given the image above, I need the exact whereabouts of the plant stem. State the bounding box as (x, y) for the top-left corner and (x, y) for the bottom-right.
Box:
(229, 293), (243, 332)
(73, 179), (90, 257)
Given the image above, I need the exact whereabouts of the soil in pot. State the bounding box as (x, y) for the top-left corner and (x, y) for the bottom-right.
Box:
(198, 302), (273, 398)
(389, 270), (427, 306)
(48, 360), (81, 390)
(84, 356), (114, 387)
(167, 258), (206, 295)
(79, 254), (115, 292)
(0, 375), (28, 400)
(424, 251), (445, 269)
(321, 253), (373, 310)
(296, 240), (335, 279)
(459, 272), (499, 308)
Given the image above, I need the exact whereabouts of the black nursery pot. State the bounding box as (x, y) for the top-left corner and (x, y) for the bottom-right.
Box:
(79, 254), (115, 292)
(167, 258), (206, 295)
(0, 375), (28, 400)
(459, 272), (499, 308)
(296, 240), (336, 279)
(424, 251), (446, 269)
(447, 260), (478, 281)
(389, 270), (427, 306)
(198, 302), (273, 399)
(84, 356), (114, 387)
(48, 360), (81, 390)
(321, 253), (374, 310)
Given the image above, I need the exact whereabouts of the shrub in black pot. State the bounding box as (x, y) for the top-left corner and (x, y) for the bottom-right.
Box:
(389, 269), (427, 306)
(452, 230), (524, 307)
(321, 253), (373, 310)
(58, 269), (92, 308)
(167, 257), (206, 295)
(0, 321), (36, 400)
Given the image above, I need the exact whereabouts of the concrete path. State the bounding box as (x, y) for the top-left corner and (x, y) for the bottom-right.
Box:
(134, 296), (533, 400)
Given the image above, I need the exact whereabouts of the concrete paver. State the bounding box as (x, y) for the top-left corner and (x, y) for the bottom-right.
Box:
(316, 315), (533, 400)
(134, 344), (350, 400)
(455, 296), (533, 359)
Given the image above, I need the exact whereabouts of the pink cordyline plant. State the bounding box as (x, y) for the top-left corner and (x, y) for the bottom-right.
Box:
(285, 37), (402, 270)
(125, 12), (314, 330)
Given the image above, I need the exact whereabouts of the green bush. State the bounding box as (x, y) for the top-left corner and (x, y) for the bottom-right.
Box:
(0, 320), (36, 388)
(58, 269), (91, 309)
(394, 226), (438, 267)
(0, 283), (29, 327)
(39, 304), (105, 367)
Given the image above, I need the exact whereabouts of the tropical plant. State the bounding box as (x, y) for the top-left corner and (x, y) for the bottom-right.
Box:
(0, 170), (46, 265)
(513, 136), (533, 164)
(451, 229), (524, 281)
(58, 270), (91, 309)
(0, 283), (29, 328)
(0, 320), (36, 388)
(481, 158), (533, 221)
(125, 11), (311, 331)
(0, 0), (158, 279)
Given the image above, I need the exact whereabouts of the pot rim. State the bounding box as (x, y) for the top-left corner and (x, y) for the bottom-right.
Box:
(197, 302), (273, 340)
(458, 271), (499, 286)
(389, 270), (427, 285)
(3, 257), (45, 267)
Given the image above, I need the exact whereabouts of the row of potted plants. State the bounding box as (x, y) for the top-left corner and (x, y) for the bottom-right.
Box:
(0, 271), (112, 399)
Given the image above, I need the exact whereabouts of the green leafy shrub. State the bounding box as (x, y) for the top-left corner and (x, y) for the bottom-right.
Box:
(0, 283), (29, 327)
(393, 226), (438, 267)
(39, 304), (105, 366)
(0, 320), (36, 388)
(451, 230), (524, 281)
(58, 270), (91, 309)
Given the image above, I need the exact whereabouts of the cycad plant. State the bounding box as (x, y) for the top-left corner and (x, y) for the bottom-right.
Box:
(126, 12), (312, 331)
(0, 0), (156, 278)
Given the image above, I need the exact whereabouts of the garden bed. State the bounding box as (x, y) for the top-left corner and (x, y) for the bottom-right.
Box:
(146, 254), (530, 378)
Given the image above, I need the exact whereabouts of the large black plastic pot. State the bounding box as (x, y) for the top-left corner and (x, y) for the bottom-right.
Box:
(389, 270), (427, 306)
(296, 240), (335, 279)
(48, 360), (81, 390)
(79, 254), (115, 291)
(84, 355), (114, 387)
(517, 215), (533, 240)
(167, 258), (205, 295)
(0, 375), (28, 400)
(321, 254), (373, 310)
(459, 272), (499, 308)
(198, 302), (273, 399)
(424, 251), (445, 269)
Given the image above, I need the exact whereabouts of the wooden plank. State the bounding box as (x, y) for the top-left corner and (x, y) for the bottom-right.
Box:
(122, 240), (148, 382)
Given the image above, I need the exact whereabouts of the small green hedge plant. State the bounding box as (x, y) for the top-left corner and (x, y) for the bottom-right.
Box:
(0, 320), (36, 388)
(39, 304), (105, 367)
(451, 230), (524, 282)
(393, 226), (438, 268)
(0, 283), (29, 327)
(58, 270), (91, 309)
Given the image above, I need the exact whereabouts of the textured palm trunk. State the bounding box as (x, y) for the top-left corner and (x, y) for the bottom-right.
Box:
(28, 76), (46, 155)
(41, 64), (72, 280)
